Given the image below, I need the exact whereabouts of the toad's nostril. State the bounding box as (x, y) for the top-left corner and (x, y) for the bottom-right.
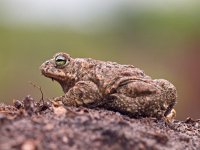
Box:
(45, 61), (50, 65)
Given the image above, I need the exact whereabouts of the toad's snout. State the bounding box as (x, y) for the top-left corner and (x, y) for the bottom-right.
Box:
(40, 61), (50, 70)
(40, 60), (54, 76)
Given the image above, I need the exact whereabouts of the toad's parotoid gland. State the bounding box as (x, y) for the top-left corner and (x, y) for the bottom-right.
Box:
(40, 52), (177, 119)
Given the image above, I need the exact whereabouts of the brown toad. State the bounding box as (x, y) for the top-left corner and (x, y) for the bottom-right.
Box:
(40, 52), (177, 118)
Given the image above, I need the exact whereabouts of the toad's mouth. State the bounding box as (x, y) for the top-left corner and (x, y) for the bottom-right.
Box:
(41, 68), (66, 81)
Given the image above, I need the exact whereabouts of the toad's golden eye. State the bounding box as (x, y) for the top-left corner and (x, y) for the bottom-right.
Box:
(55, 55), (68, 67)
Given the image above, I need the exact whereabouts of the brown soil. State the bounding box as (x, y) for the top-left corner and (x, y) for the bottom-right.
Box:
(0, 96), (200, 150)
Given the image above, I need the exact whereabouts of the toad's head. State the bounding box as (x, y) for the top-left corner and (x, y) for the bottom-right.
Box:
(40, 52), (76, 93)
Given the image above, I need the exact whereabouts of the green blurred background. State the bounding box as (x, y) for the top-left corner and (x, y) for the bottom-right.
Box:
(0, 0), (199, 120)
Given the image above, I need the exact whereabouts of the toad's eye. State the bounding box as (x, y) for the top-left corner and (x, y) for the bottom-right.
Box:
(55, 55), (68, 67)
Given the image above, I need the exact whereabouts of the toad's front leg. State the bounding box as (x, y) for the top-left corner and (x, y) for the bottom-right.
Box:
(61, 81), (102, 107)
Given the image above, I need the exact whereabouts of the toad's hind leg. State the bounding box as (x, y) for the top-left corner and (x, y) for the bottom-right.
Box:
(105, 80), (177, 118)
(105, 93), (165, 118)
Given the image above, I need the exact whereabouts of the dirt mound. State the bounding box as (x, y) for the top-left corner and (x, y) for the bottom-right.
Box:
(0, 96), (200, 150)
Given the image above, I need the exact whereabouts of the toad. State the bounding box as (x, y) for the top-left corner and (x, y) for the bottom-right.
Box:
(40, 52), (177, 119)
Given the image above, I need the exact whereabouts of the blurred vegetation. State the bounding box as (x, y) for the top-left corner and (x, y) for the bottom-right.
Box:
(0, 4), (199, 119)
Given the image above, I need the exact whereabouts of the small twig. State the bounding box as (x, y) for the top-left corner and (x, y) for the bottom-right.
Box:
(29, 81), (44, 104)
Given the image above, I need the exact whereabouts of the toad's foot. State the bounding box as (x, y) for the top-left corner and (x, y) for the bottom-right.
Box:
(165, 109), (176, 123)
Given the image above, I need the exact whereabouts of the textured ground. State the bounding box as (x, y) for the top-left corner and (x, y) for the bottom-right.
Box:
(0, 96), (200, 150)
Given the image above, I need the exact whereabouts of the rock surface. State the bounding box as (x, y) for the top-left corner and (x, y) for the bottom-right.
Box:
(0, 96), (200, 150)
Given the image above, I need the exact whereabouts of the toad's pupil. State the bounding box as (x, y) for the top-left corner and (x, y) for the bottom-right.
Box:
(55, 56), (67, 66)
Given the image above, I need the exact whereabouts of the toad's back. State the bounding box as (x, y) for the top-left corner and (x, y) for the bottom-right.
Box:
(74, 58), (152, 89)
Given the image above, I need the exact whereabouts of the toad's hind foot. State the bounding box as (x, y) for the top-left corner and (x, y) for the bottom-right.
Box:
(165, 109), (176, 123)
